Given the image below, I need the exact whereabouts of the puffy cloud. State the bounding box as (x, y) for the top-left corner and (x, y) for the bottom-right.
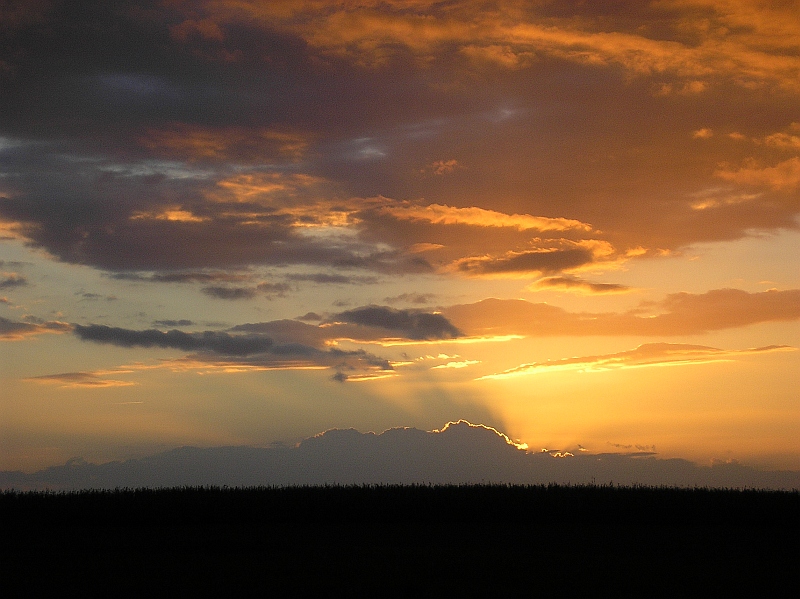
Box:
(425, 159), (461, 175)
(478, 343), (795, 380)
(199, 0), (800, 93)
(3, 420), (798, 490)
(715, 157), (800, 191)
(1, 0), (798, 276)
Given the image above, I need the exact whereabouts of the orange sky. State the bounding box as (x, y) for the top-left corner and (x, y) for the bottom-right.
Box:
(1, 0), (799, 481)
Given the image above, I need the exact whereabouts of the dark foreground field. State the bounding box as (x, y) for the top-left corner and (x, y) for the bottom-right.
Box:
(2, 484), (798, 595)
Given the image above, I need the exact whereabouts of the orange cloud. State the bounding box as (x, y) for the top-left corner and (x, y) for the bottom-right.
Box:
(374, 202), (592, 232)
(530, 276), (633, 295)
(422, 159), (461, 175)
(205, 0), (800, 90)
(24, 371), (137, 389)
(444, 288), (800, 337)
(715, 157), (800, 191)
(169, 18), (225, 43)
(478, 343), (795, 380)
(0, 317), (71, 341)
(760, 123), (800, 150)
(140, 124), (310, 162)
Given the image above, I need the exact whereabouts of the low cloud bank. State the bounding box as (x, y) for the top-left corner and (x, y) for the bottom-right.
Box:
(2, 421), (797, 491)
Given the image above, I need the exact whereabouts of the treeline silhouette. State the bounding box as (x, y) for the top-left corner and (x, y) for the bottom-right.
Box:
(2, 484), (798, 595)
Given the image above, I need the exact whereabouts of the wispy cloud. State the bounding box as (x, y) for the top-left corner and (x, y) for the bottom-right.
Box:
(0, 317), (71, 341)
(530, 276), (633, 295)
(25, 371), (137, 389)
(478, 343), (795, 380)
(0, 273), (27, 289)
(445, 289), (800, 337)
(68, 305), (464, 378)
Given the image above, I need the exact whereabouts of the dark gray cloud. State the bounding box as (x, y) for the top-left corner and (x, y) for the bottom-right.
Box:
(332, 306), (462, 340)
(534, 276), (632, 294)
(257, 282), (291, 295)
(72, 321), (392, 373)
(201, 286), (259, 300)
(0, 316), (71, 340)
(111, 271), (252, 283)
(78, 292), (117, 301)
(384, 292), (437, 305)
(152, 319), (194, 327)
(0, 273), (27, 289)
(2, 420), (797, 490)
(74, 324), (275, 356)
(286, 273), (379, 285)
(296, 312), (322, 322)
(0, 317), (40, 338)
(201, 282), (290, 300)
(458, 249), (595, 275)
(1, 0), (798, 277)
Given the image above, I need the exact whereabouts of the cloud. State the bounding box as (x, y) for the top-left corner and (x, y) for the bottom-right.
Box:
(455, 248), (595, 276)
(152, 319), (194, 327)
(384, 292), (437, 305)
(444, 289), (800, 337)
(78, 292), (117, 302)
(207, 1), (800, 92)
(2, 420), (798, 490)
(139, 124), (310, 163)
(0, 316), (71, 340)
(530, 276), (632, 294)
(478, 343), (795, 380)
(111, 271), (253, 284)
(295, 312), (322, 322)
(0, 273), (27, 289)
(25, 371), (137, 389)
(68, 306), (462, 376)
(286, 273), (379, 285)
(201, 285), (259, 300)
(73, 322), (393, 375)
(371, 202), (591, 233)
(1, 0), (799, 282)
(330, 306), (462, 340)
(425, 159), (461, 175)
(74, 324), (277, 355)
(715, 157), (800, 191)
(759, 123), (800, 150)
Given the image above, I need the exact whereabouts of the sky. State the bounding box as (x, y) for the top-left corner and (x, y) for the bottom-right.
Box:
(1, 0), (799, 483)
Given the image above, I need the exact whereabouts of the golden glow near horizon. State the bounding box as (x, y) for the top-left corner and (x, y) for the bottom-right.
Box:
(1, 1), (799, 480)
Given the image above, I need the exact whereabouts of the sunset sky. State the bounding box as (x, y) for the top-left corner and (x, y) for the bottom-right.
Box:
(1, 0), (799, 479)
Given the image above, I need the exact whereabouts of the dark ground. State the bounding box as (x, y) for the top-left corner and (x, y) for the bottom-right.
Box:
(2, 484), (798, 596)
